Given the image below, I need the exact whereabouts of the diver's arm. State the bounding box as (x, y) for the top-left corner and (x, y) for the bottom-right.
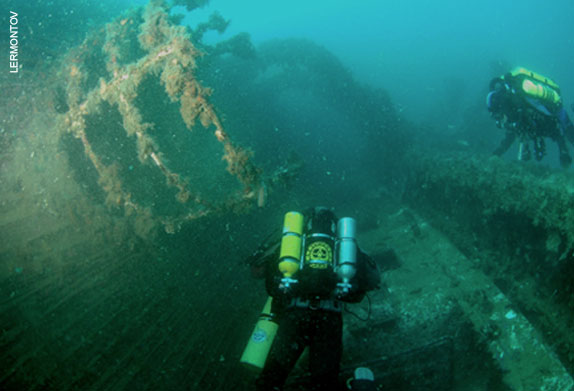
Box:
(248, 242), (280, 279)
(245, 229), (281, 279)
(493, 130), (516, 156)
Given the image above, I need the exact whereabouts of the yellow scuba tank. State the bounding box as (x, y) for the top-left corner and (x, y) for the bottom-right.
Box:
(510, 67), (560, 90)
(278, 211), (304, 287)
(509, 67), (562, 105)
(521, 79), (561, 105)
(240, 297), (278, 371)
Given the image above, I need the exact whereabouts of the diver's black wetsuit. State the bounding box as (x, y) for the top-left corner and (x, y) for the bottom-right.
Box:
(252, 208), (376, 391)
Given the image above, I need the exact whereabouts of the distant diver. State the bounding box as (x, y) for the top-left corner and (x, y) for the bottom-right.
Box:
(487, 67), (574, 167)
(241, 207), (381, 391)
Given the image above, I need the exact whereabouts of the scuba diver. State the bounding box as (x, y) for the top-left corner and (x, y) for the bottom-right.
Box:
(243, 207), (380, 391)
(486, 67), (574, 167)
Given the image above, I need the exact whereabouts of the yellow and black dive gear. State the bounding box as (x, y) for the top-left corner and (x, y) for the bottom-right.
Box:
(240, 210), (361, 371)
(508, 67), (562, 106)
(278, 211), (304, 290)
(240, 297), (278, 371)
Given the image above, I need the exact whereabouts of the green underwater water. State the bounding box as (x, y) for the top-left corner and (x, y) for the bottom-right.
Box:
(1, 1), (574, 390)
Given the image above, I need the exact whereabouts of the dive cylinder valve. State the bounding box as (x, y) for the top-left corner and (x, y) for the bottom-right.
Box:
(240, 297), (278, 371)
(278, 211), (304, 290)
(336, 217), (357, 295)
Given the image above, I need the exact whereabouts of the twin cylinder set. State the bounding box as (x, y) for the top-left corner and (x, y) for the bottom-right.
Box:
(278, 211), (357, 292)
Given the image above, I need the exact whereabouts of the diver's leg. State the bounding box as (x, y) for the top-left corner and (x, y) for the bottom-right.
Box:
(256, 309), (306, 391)
(557, 108), (574, 144)
(556, 136), (572, 167)
(308, 311), (343, 391)
(534, 137), (546, 161)
(493, 130), (516, 156)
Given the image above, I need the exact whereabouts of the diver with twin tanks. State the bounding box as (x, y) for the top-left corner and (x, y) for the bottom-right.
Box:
(241, 207), (380, 391)
(487, 67), (574, 166)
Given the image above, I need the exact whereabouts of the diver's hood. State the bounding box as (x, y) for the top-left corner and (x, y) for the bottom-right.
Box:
(306, 206), (337, 235)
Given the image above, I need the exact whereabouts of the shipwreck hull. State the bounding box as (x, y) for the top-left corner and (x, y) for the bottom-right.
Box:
(401, 152), (574, 387)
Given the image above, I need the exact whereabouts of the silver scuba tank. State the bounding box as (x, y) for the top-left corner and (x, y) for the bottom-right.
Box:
(336, 217), (357, 294)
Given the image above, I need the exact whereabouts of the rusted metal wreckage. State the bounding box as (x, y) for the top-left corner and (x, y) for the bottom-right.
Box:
(62, 1), (272, 238)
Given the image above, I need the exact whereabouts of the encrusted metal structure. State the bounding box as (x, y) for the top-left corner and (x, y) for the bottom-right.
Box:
(63, 1), (264, 238)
